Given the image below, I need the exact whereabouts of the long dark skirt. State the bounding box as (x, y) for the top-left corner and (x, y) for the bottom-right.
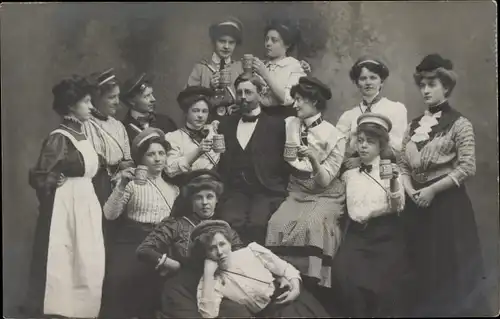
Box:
(160, 268), (329, 318)
(331, 213), (413, 317)
(20, 195), (55, 317)
(402, 179), (489, 317)
(99, 219), (163, 319)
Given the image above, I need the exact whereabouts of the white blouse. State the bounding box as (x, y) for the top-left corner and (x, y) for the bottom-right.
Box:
(336, 97), (408, 155)
(260, 57), (306, 107)
(164, 127), (220, 177)
(342, 156), (404, 223)
(285, 115), (346, 192)
(197, 242), (301, 318)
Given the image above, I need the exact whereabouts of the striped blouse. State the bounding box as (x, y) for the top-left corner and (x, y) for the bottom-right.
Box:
(399, 102), (476, 186)
(104, 177), (179, 224)
(83, 116), (132, 166)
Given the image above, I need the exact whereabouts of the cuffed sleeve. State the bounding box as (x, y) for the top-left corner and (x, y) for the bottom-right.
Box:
(136, 218), (178, 267)
(103, 182), (132, 220)
(389, 177), (405, 213)
(197, 277), (224, 318)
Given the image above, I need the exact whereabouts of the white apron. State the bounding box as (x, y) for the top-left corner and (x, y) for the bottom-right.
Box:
(43, 129), (105, 318)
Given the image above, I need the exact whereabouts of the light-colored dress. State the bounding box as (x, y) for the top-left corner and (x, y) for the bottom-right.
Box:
(336, 97), (408, 156)
(197, 242), (301, 318)
(43, 129), (105, 318)
(266, 114), (346, 288)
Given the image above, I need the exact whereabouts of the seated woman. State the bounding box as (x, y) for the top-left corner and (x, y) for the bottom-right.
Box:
(331, 113), (412, 317)
(266, 76), (346, 294)
(100, 128), (179, 319)
(164, 86), (220, 185)
(193, 220), (330, 318)
(136, 169), (249, 318)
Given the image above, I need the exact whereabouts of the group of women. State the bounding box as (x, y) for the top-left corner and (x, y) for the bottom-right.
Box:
(21, 16), (488, 319)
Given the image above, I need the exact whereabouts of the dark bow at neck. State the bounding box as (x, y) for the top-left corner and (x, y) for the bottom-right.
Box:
(241, 113), (261, 123)
(428, 100), (451, 114)
(185, 125), (209, 142)
(359, 162), (373, 173)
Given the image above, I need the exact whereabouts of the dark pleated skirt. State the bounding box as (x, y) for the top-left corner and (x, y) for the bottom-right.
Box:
(99, 218), (163, 319)
(402, 179), (489, 317)
(330, 213), (413, 317)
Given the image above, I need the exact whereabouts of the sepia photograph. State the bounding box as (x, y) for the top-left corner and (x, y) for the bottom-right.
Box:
(2, 1), (498, 318)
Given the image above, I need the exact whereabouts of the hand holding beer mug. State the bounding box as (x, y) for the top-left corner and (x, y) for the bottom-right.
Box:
(117, 167), (137, 188)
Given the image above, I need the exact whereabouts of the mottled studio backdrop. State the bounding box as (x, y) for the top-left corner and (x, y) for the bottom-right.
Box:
(1, 2), (498, 316)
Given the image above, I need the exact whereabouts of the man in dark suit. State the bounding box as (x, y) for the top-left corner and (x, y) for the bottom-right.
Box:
(216, 73), (290, 245)
(120, 73), (177, 144)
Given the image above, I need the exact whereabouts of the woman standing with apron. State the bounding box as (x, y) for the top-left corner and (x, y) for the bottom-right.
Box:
(23, 75), (105, 318)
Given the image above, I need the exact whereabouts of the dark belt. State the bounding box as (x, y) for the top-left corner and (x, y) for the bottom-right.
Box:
(348, 213), (399, 231)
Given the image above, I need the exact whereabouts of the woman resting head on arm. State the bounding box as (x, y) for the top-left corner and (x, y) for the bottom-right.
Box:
(192, 220), (329, 318)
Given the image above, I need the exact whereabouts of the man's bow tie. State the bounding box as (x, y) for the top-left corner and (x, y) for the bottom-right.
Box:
(359, 163), (373, 173)
(242, 114), (260, 123)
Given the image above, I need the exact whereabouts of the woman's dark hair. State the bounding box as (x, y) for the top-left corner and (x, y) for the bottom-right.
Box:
(264, 21), (300, 55)
(290, 83), (327, 112)
(349, 60), (390, 84)
(183, 175), (224, 199)
(91, 79), (119, 102)
(52, 75), (92, 116)
(413, 54), (457, 98)
(189, 228), (232, 264)
(356, 123), (395, 162)
(133, 136), (171, 165)
(234, 73), (265, 94)
(181, 95), (211, 113)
